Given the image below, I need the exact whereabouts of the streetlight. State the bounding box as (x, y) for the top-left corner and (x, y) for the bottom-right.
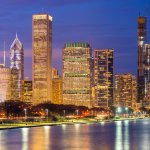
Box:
(45, 109), (49, 118)
(24, 109), (27, 122)
(63, 110), (66, 117)
(45, 109), (49, 122)
(76, 109), (79, 116)
(116, 107), (122, 117)
(125, 107), (128, 117)
(117, 107), (122, 113)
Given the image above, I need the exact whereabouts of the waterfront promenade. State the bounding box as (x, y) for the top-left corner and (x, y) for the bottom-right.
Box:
(0, 117), (145, 130)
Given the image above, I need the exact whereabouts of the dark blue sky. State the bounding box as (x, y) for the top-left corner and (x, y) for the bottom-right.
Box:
(0, 0), (149, 78)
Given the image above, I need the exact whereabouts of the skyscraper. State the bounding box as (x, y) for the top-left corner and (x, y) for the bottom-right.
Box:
(0, 65), (11, 102)
(32, 14), (52, 104)
(63, 42), (92, 107)
(115, 73), (137, 108)
(10, 34), (24, 100)
(94, 49), (114, 108)
(143, 44), (150, 106)
(137, 16), (147, 102)
(10, 67), (19, 100)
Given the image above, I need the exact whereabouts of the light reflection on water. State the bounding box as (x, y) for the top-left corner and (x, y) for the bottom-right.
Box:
(21, 128), (29, 150)
(1, 119), (150, 150)
(115, 121), (123, 150)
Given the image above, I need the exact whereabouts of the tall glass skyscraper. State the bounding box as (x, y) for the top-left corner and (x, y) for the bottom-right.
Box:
(32, 14), (52, 104)
(94, 49), (114, 108)
(10, 34), (24, 100)
(63, 42), (92, 107)
(137, 16), (147, 102)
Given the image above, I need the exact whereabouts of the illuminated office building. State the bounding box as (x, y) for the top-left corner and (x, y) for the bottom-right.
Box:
(94, 49), (114, 108)
(23, 80), (32, 103)
(143, 44), (150, 106)
(52, 68), (62, 104)
(0, 65), (11, 102)
(52, 77), (62, 104)
(10, 34), (24, 100)
(32, 13), (52, 104)
(145, 82), (150, 108)
(63, 42), (92, 107)
(115, 74), (137, 107)
(11, 67), (19, 100)
(137, 16), (147, 102)
(52, 67), (59, 78)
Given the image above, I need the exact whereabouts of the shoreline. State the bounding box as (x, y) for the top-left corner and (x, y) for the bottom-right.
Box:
(0, 117), (147, 130)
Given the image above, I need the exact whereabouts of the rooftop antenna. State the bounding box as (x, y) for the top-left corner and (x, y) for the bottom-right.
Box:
(16, 32), (18, 39)
(3, 40), (6, 67)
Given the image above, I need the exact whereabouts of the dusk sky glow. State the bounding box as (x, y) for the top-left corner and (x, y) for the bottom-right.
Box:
(0, 0), (149, 78)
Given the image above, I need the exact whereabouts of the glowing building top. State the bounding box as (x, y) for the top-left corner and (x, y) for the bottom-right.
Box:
(10, 34), (24, 73)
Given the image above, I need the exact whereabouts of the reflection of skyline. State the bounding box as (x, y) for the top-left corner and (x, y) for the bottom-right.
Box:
(0, 130), (7, 150)
(1, 120), (150, 150)
(29, 127), (47, 150)
(124, 120), (129, 150)
(115, 121), (130, 150)
(115, 121), (123, 150)
(21, 128), (29, 150)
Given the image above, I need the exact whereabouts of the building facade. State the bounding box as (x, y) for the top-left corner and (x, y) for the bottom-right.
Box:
(143, 44), (150, 106)
(32, 14), (52, 104)
(94, 49), (114, 108)
(52, 68), (62, 104)
(63, 42), (92, 107)
(115, 74), (137, 108)
(0, 65), (11, 102)
(23, 80), (32, 103)
(10, 34), (24, 100)
(10, 67), (19, 100)
(52, 67), (59, 79)
(137, 16), (147, 102)
(52, 77), (62, 104)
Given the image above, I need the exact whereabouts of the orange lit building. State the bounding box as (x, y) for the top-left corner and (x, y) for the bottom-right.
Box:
(23, 80), (32, 103)
(63, 42), (92, 107)
(32, 14), (52, 104)
(0, 65), (11, 102)
(115, 73), (137, 108)
(10, 67), (19, 100)
(52, 76), (62, 104)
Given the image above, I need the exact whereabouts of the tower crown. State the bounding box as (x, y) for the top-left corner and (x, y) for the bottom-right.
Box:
(10, 34), (23, 50)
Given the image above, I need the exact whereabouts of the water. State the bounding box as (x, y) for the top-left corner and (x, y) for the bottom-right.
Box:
(0, 119), (150, 150)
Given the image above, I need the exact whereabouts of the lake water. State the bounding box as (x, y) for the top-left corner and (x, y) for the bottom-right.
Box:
(0, 119), (150, 150)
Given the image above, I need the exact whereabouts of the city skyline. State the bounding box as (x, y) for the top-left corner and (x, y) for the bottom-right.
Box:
(0, 0), (149, 78)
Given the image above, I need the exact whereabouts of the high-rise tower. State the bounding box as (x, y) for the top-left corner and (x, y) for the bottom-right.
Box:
(115, 73), (137, 108)
(94, 49), (114, 108)
(32, 14), (52, 104)
(63, 42), (92, 107)
(10, 34), (24, 100)
(137, 17), (147, 102)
